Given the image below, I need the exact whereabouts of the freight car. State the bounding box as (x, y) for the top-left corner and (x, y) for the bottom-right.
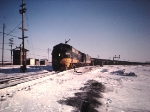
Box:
(52, 43), (91, 71)
(91, 58), (103, 66)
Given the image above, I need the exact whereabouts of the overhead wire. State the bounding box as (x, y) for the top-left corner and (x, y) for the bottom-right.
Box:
(0, 9), (50, 60)
(26, 45), (48, 51)
(27, 53), (47, 57)
(0, 48), (12, 50)
(25, 11), (36, 59)
(0, 22), (22, 62)
(0, 22), (22, 56)
(1, 32), (21, 38)
(25, 11), (50, 59)
(5, 22), (22, 38)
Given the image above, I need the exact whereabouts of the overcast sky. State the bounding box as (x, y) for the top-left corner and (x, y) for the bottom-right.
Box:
(0, 0), (150, 62)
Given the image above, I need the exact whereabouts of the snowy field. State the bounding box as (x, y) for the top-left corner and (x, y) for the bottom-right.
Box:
(0, 65), (150, 112)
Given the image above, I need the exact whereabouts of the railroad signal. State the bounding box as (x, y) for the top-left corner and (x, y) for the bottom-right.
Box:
(9, 38), (14, 65)
(113, 55), (120, 61)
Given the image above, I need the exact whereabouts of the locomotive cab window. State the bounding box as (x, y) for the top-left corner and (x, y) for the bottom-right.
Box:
(65, 52), (70, 58)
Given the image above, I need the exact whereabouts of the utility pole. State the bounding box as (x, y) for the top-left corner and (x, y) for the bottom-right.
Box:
(48, 48), (51, 62)
(2, 22), (6, 66)
(9, 38), (14, 65)
(19, 0), (27, 72)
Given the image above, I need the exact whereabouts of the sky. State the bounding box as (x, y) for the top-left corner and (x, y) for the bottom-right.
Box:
(0, 0), (150, 62)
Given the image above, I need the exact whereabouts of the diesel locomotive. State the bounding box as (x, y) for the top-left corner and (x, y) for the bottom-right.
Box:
(52, 43), (91, 71)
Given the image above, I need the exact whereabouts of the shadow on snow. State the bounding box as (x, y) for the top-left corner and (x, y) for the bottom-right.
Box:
(0, 65), (52, 74)
(58, 80), (105, 112)
(110, 69), (137, 77)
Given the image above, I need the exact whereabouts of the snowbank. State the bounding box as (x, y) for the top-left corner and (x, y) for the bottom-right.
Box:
(0, 65), (150, 112)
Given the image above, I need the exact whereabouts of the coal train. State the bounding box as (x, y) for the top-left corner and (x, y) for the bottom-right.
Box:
(52, 43), (145, 71)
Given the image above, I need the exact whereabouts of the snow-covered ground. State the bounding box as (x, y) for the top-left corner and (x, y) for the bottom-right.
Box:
(0, 65), (150, 112)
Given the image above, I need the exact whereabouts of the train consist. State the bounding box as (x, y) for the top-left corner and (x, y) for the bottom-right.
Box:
(52, 43), (146, 71)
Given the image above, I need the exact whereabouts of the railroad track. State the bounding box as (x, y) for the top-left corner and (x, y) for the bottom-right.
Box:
(0, 71), (53, 89)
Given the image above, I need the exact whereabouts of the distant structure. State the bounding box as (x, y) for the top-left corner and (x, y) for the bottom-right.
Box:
(26, 58), (35, 65)
(13, 46), (29, 65)
(40, 59), (48, 65)
(26, 58), (40, 66)
(35, 59), (40, 65)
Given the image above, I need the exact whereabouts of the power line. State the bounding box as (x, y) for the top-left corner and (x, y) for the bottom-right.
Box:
(4, 28), (21, 36)
(27, 53), (47, 57)
(5, 22), (22, 38)
(5, 33), (21, 38)
(0, 32), (21, 38)
(26, 46), (48, 51)
(0, 48), (10, 50)
(0, 43), (9, 44)
(25, 11), (36, 60)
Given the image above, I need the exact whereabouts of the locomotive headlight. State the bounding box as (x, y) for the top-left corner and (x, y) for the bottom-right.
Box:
(59, 53), (60, 56)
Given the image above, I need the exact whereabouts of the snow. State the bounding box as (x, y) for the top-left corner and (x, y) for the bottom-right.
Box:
(0, 65), (150, 112)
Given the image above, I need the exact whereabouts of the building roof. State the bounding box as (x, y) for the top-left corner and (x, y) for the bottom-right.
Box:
(40, 59), (48, 61)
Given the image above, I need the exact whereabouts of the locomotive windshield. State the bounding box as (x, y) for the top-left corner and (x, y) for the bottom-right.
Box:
(52, 43), (71, 58)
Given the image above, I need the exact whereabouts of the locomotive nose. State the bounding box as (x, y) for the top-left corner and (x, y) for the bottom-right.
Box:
(52, 58), (60, 71)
